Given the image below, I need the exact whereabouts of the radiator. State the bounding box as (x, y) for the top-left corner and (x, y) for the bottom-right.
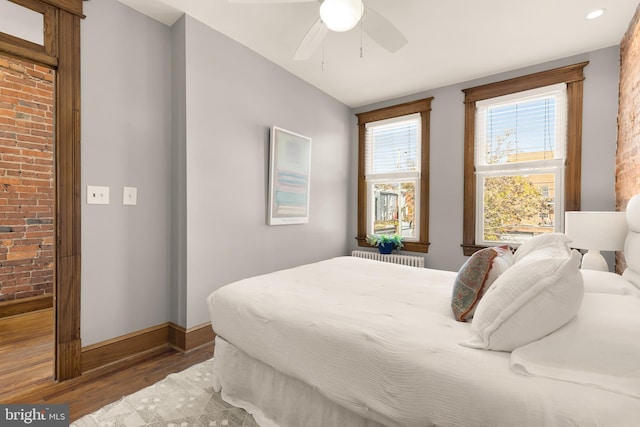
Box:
(351, 250), (425, 268)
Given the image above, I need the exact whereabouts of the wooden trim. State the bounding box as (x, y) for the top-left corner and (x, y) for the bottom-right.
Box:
(357, 120), (367, 242)
(0, 34), (57, 68)
(462, 244), (488, 257)
(43, 3), (58, 57)
(462, 62), (589, 103)
(565, 78), (584, 212)
(169, 322), (217, 352)
(355, 97), (434, 253)
(81, 323), (217, 373)
(55, 7), (83, 381)
(419, 108), (430, 248)
(461, 62), (587, 255)
(32, 0), (84, 18)
(1, 0), (58, 65)
(0, 0), (84, 381)
(81, 324), (170, 373)
(356, 98), (434, 124)
(0, 295), (54, 319)
(462, 100), (476, 254)
(354, 237), (430, 253)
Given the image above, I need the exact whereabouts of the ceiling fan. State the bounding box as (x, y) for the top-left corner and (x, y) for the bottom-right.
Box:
(229, 0), (408, 61)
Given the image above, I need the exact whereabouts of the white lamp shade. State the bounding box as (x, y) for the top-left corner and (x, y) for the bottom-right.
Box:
(564, 211), (628, 251)
(320, 0), (363, 32)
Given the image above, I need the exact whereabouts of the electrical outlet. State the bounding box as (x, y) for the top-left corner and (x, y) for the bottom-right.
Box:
(123, 186), (137, 206)
(87, 186), (109, 205)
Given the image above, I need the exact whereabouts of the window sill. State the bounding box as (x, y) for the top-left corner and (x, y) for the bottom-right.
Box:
(356, 237), (429, 253)
(461, 244), (486, 256)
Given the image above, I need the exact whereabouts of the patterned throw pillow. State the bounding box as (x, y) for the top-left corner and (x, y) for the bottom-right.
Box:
(451, 246), (513, 322)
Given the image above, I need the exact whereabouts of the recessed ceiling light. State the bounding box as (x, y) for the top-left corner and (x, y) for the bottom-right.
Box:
(586, 9), (606, 20)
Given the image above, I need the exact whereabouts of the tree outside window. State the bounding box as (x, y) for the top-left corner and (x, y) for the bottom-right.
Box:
(462, 63), (587, 255)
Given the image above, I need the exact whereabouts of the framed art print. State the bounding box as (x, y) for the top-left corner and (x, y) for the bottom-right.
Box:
(268, 126), (312, 225)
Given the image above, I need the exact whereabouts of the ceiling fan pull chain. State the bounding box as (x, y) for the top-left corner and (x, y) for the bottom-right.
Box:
(360, 17), (364, 58)
(322, 31), (326, 71)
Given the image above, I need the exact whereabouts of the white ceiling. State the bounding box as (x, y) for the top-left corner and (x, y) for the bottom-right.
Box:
(116, 0), (639, 108)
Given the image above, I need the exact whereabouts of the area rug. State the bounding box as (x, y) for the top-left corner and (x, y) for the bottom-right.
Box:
(71, 358), (259, 427)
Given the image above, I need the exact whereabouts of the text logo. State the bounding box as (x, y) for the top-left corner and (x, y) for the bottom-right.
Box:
(1, 404), (69, 426)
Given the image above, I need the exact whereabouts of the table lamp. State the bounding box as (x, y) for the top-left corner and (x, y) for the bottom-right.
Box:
(564, 211), (628, 271)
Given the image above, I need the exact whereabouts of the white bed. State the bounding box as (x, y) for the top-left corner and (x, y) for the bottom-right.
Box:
(207, 196), (640, 427)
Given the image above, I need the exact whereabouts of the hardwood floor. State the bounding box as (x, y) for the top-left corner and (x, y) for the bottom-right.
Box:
(0, 310), (215, 422)
(0, 308), (55, 400)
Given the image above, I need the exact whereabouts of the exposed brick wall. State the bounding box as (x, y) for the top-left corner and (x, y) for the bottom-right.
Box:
(616, 5), (640, 272)
(0, 54), (54, 301)
(617, 5), (640, 207)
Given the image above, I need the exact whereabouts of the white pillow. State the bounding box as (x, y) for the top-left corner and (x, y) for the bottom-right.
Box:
(486, 246), (514, 285)
(622, 268), (640, 291)
(513, 233), (572, 264)
(623, 194), (640, 288)
(581, 270), (640, 296)
(623, 232), (640, 289)
(460, 250), (583, 352)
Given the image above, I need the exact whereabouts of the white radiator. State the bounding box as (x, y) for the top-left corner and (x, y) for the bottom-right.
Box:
(351, 250), (425, 268)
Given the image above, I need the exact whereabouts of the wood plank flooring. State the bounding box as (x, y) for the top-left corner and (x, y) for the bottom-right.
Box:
(0, 308), (55, 400)
(0, 310), (214, 422)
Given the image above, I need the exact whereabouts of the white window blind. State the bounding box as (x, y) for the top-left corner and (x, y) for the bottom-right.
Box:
(475, 83), (567, 173)
(474, 83), (568, 245)
(365, 113), (421, 178)
(364, 113), (422, 241)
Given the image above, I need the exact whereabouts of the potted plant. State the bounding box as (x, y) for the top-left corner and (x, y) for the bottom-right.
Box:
(366, 234), (404, 254)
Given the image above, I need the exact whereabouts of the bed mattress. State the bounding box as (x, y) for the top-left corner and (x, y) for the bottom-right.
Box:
(207, 256), (640, 427)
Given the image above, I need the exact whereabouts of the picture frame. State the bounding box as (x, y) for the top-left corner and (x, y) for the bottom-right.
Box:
(268, 126), (312, 225)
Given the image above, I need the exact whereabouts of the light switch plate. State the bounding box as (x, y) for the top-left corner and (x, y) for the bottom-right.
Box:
(87, 186), (109, 205)
(123, 186), (137, 206)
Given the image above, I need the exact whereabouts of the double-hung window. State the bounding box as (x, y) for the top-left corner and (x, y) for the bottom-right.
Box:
(462, 62), (588, 255)
(475, 84), (567, 245)
(356, 98), (433, 253)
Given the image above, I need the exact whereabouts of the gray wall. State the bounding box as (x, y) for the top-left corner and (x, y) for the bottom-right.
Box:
(179, 16), (352, 328)
(81, 0), (174, 345)
(80, 0), (352, 344)
(170, 16), (188, 329)
(351, 46), (621, 272)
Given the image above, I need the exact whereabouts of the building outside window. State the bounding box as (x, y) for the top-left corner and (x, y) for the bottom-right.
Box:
(356, 98), (433, 253)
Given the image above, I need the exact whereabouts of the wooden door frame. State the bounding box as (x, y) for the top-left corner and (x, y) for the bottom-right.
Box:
(0, 0), (84, 381)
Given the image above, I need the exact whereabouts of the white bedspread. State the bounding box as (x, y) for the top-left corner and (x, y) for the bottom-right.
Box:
(207, 256), (640, 427)
(511, 293), (640, 399)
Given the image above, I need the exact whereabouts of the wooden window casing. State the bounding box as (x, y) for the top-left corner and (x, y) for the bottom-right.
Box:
(356, 97), (433, 253)
(461, 62), (588, 256)
(0, 0), (84, 381)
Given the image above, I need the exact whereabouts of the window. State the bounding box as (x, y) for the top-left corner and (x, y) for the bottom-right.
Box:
(462, 62), (588, 255)
(475, 84), (566, 245)
(356, 98), (433, 253)
(0, 1), (44, 45)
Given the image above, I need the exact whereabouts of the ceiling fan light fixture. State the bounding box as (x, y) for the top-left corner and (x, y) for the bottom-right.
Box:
(319, 0), (364, 32)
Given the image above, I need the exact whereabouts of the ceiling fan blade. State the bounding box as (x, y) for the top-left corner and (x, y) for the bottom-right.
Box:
(294, 18), (328, 61)
(361, 7), (408, 53)
(228, 0), (316, 3)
